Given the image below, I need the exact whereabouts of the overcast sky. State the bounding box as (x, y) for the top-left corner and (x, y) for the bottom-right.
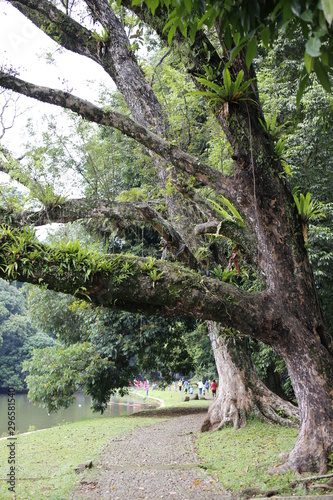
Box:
(0, 2), (114, 152)
(0, 2), (111, 97)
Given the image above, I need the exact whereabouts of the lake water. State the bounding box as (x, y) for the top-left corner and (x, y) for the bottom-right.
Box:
(0, 392), (149, 436)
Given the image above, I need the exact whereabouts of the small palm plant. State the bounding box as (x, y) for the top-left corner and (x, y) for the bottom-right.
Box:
(30, 184), (67, 210)
(207, 194), (244, 228)
(191, 68), (255, 116)
(259, 113), (289, 137)
(293, 189), (326, 243)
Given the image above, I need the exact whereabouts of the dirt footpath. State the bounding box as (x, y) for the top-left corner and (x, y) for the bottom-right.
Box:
(70, 411), (233, 499)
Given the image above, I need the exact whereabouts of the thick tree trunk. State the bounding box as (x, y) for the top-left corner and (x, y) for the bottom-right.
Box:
(267, 317), (333, 473)
(201, 322), (299, 432)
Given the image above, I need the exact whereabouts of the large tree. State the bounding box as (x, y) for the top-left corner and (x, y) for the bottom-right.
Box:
(0, 0), (332, 474)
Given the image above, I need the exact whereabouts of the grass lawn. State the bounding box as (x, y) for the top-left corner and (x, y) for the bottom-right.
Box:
(0, 415), (158, 500)
(196, 418), (326, 497)
(1, 390), (329, 498)
(133, 388), (213, 409)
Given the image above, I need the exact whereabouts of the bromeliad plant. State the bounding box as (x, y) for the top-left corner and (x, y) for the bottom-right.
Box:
(30, 184), (67, 211)
(293, 189), (326, 244)
(207, 194), (244, 229)
(191, 68), (255, 115)
(258, 113), (290, 138)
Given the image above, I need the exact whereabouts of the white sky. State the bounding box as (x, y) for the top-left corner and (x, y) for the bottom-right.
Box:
(0, 2), (112, 98)
(0, 2), (114, 151)
(0, 1), (117, 202)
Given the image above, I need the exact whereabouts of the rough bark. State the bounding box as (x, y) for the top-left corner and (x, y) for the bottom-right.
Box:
(201, 322), (299, 432)
(267, 317), (333, 473)
(1, 0), (333, 473)
(0, 226), (266, 328)
(0, 199), (197, 266)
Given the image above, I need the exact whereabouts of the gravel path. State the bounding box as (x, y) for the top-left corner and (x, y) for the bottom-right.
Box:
(71, 412), (233, 499)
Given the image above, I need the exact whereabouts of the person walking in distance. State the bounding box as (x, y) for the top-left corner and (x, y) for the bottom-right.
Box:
(210, 380), (217, 398)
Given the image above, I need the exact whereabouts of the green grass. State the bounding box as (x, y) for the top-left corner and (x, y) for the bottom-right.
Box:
(2, 391), (323, 498)
(196, 418), (307, 496)
(133, 388), (212, 409)
(0, 415), (158, 499)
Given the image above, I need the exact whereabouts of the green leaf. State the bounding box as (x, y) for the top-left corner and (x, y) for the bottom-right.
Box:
(314, 61), (332, 92)
(219, 196), (244, 226)
(178, 19), (188, 38)
(184, 0), (192, 14)
(275, 138), (286, 157)
(300, 9), (313, 22)
(162, 16), (177, 33)
(230, 42), (245, 61)
(208, 199), (234, 222)
(304, 51), (315, 73)
(224, 25), (232, 50)
(299, 193), (305, 214)
(305, 37), (321, 57)
(261, 27), (271, 48)
(168, 24), (177, 45)
(283, 1), (292, 23)
(234, 70), (245, 91)
(296, 73), (310, 107)
(188, 90), (223, 100)
(319, 10), (329, 30)
(270, 113), (277, 130)
(150, 0), (159, 15)
(246, 37), (257, 68)
(322, 0), (333, 24)
(196, 78), (224, 94)
(303, 192), (311, 214)
(197, 7), (216, 30)
(281, 161), (292, 176)
(290, 1), (301, 17)
(320, 47), (329, 66)
(189, 22), (198, 43)
(233, 32), (241, 45)
(223, 68), (232, 92)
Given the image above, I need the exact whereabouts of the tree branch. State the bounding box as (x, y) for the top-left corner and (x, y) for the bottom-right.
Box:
(9, 0), (97, 60)
(135, 203), (197, 269)
(0, 196), (198, 268)
(8, 0), (165, 129)
(0, 225), (267, 335)
(0, 198), (145, 227)
(0, 70), (236, 200)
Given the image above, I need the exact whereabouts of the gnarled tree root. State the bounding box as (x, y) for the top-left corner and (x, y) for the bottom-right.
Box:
(201, 378), (299, 433)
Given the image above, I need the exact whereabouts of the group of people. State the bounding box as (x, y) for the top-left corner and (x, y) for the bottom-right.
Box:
(131, 379), (150, 395)
(130, 377), (218, 398)
(175, 378), (218, 397)
(197, 379), (218, 397)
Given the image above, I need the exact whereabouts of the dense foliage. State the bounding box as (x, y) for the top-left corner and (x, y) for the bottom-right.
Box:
(0, 279), (55, 390)
(143, 0), (333, 101)
(24, 284), (198, 411)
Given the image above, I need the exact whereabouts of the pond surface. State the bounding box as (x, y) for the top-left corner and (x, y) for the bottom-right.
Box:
(0, 392), (149, 436)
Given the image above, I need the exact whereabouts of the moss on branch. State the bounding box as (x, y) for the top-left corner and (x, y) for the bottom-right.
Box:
(0, 225), (264, 331)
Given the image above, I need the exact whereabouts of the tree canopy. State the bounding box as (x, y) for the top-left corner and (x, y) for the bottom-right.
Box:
(142, 0), (333, 101)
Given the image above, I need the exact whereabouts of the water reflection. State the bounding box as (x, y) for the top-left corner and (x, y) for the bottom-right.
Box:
(0, 392), (148, 436)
